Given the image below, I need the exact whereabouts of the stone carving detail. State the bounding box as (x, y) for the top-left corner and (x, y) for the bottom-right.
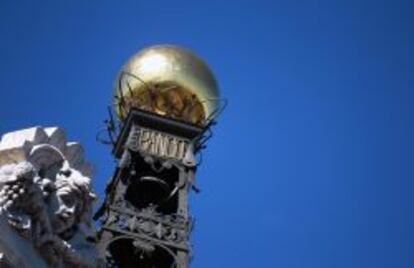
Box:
(0, 127), (97, 268)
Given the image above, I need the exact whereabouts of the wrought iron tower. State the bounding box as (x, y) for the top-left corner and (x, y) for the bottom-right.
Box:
(95, 45), (222, 268)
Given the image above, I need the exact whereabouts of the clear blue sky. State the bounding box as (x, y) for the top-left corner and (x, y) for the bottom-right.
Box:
(0, 1), (413, 267)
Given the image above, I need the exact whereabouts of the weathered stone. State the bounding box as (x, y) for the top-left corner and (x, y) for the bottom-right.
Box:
(78, 161), (95, 178)
(65, 142), (84, 169)
(44, 127), (67, 152)
(0, 127), (49, 167)
(29, 144), (65, 171)
(0, 127), (97, 268)
(0, 127), (48, 150)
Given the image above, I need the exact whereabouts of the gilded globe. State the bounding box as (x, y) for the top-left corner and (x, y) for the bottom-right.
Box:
(114, 45), (220, 126)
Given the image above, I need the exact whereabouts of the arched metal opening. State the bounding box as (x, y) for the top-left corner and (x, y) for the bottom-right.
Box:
(124, 158), (180, 214)
(107, 237), (177, 268)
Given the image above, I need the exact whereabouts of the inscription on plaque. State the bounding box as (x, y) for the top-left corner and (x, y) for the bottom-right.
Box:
(128, 127), (189, 160)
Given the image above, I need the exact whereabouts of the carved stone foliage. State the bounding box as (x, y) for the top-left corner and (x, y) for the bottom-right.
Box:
(0, 127), (97, 268)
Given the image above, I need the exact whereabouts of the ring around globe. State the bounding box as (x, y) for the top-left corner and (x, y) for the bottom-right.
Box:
(114, 45), (220, 126)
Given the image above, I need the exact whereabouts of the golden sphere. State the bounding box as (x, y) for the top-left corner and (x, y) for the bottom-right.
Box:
(114, 45), (220, 125)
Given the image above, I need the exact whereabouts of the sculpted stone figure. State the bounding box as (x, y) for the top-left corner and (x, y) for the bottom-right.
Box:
(0, 127), (97, 268)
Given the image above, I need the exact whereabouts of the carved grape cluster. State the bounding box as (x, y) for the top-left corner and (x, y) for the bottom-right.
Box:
(0, 162), (35, 209)
(0, 162), (52, 241)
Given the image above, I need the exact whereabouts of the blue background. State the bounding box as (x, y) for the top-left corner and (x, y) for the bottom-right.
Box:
(0, 1), (413, 267)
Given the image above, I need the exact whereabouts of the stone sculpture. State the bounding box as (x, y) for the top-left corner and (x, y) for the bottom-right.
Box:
(0, 127), (97, 268)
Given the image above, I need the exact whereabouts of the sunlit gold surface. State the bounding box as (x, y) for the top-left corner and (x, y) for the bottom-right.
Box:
(114, 45), (220, 125)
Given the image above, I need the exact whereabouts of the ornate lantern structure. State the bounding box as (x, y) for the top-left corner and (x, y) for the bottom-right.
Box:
(95, 45), (222, 267)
